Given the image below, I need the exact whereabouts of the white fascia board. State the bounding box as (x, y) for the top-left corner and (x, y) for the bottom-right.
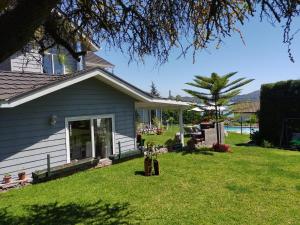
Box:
(150, 98), (190, 106)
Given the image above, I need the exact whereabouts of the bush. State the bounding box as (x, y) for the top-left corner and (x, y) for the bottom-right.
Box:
(261, 140), (273, 148)
(186, 138), (197, 151)
(250, 131), (263, 145)
(212, 143), (231, 152)
(165, 138), (175, 150)
(260, 80), (300, 146)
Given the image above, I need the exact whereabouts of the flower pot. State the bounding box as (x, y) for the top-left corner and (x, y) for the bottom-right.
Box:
(144, 157), (152, 176)
(18, 172), (26, 180)
(153, 159), (159, 176)
(3, 175), (12, 184)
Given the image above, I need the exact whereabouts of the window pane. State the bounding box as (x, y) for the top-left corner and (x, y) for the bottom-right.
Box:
(94, 118), (113, 158)
(53, 55), (64, 74)
(69, 120), (92, 161)
(43, 54), (53, 74)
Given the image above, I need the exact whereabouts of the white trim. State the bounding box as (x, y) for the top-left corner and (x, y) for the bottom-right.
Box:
(90, 119), (95, 158)
(65, 114), (116, 163)
(0, 68), (190, 108)
(65, 119), (71, 163)
(179, 108), (184, 146)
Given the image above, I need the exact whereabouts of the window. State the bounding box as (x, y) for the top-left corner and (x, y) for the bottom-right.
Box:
(43, 53), (65, 75)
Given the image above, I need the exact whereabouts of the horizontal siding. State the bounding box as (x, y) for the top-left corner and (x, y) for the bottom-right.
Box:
(10, 50), (42, 73)
(0, 78), (136, 178)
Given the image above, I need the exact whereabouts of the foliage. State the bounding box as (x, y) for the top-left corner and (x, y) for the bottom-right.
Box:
(212, 143), (231, 152)
(150, 82), (160, 97)
(144, 141), (158, 159)
(186, 138), (197, 151)
(248, 114), (258, 124)
(152, 117), (161, 129)
(250, 131), (264, 146)
(260, 80), (300, 146)
(261, 140), (273, 148)
(182, 110), (201, 125)
(163, 110), (178, 124)
(184, 72), (253, 145)
(1, 1), (300, 63)
(164, 138), (176, 150)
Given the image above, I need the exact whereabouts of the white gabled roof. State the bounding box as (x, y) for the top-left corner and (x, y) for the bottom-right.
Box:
(0, 67), (190, 109)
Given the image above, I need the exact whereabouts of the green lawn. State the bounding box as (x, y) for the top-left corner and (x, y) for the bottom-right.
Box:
(142, 125), (180, 145)
(1, 133), (300, 224)
(142, 125), (189, 146)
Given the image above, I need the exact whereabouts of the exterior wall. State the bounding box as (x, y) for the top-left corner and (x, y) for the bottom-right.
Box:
(0, 58), (11, 71)
(0, 78), (136, 178)
(10, 50), (42, 73)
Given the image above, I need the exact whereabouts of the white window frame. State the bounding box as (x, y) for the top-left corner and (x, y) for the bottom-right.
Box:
(65, 114), (116, 163)
(43, 52), (66, 75)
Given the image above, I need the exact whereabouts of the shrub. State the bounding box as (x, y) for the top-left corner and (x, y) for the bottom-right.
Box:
(261, 140), (273, 148)
(260, 80), (300, 146)
(187, 138), (197, 151)
(165, 138), (175, 150)
(250, 131), (263, 145)
(212, 143), (231, 152)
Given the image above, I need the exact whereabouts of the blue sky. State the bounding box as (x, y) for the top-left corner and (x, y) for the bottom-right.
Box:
(98, 16), (300, 97)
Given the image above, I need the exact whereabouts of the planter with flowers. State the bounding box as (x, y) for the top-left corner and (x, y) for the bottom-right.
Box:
(3, 173), (12, 184)
(18, 170), (26, 181)
(144, 142), (159, 176)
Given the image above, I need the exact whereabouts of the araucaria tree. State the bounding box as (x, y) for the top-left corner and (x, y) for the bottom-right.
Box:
(184, 72), (253, 145)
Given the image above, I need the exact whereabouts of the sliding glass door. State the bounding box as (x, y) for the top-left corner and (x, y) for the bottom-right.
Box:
(67, 115), (114, 162)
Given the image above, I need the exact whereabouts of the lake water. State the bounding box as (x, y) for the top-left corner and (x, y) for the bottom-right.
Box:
(225, 126), (259, 134)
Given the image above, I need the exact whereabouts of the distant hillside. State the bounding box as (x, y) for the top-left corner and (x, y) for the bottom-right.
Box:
(180, 90), (260, 103)
(231, 90), (260, 103)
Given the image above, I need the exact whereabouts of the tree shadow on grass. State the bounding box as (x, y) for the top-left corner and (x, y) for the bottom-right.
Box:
(175, 147), (215, 156)
(134, 171), (145, 176)
(0, 199), (137, 225)
(235, 141), (257, 147)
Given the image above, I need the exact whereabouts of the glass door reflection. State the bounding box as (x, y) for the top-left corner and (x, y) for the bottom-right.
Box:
(93, 118), (113, 158)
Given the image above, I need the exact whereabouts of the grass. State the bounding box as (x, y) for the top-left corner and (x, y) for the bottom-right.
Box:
(1, 133), (300, 224)
(142, 125), (179, 146)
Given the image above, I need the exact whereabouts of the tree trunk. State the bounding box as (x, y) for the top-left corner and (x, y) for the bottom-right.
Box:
(0, 0), (61, 63)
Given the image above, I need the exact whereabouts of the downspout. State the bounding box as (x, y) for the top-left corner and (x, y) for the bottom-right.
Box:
(76, 42), (84, 71)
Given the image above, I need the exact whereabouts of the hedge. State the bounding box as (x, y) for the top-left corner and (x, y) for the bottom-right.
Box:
(260, 80), (300, 146)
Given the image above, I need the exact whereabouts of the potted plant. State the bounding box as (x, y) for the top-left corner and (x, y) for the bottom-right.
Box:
(3, 173), (12, 184)
(18, 170), (26, 180)
(153, 151), (159, 176)
(144, 142), (156, 176)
